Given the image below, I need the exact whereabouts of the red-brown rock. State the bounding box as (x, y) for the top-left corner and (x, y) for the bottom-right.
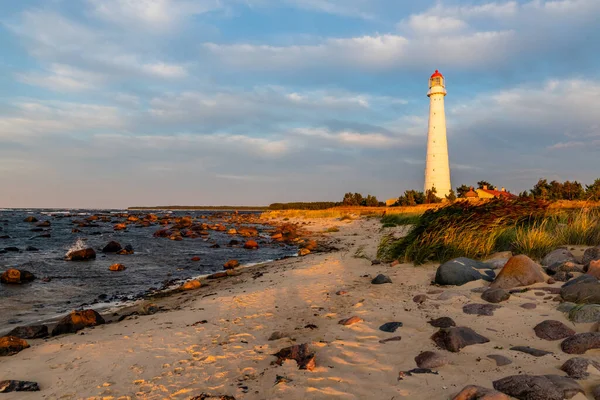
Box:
(1, 269), (35, 284)
(223, 260), (240, 269)
(273, 343), (315, 371)
(180, 280), (201, 290)
(244, 240), (259, 250)
(489, 255), (546, 289)
(65, 248), (96, 261)
(51, 310), (105, 336)
(108, 263), (126, 272)
(0, 336), (30, 356)
(452, 385), (510, 400)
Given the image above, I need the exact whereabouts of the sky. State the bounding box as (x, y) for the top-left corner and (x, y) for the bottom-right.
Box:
(0, 0), (599, 208)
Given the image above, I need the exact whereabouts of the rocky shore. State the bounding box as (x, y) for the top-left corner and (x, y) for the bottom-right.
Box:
(1, 216), (600, 399)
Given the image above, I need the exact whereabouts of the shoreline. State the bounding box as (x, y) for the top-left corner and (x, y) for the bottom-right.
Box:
(2, 216), (596, 399)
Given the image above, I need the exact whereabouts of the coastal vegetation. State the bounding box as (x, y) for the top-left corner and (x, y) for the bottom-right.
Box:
(378, 198), (600, 265)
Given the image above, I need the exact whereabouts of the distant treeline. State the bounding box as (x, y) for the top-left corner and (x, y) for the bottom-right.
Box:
(128, 206), (268, 210)
(268, 202), (341, 210)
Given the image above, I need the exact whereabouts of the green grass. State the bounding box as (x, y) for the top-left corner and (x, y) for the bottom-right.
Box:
(381, 213), (422, 226)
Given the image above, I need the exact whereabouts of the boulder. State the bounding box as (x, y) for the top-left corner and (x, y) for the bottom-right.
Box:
(0, 269), (35, 284)
(463, 303), (501, 316)
(6, 325), (48, 339)
(546, 261), (583, 276)
(588, 260), (600, 279)
(298, 248), (311, 256)
(481, 288), (511, 303)
(273, 343), (315, 371)
(180, 280), (201, 291)
(561, 281), (600, 304)
(561, 333), (600, 354)
(23, 216), (38, 223)
(542, 248), (575, 267)
(431, 327), (489, 352)
(493, 374), (583, 400)
(452, 385), (510, 400)
(428, 317), (456, 328)
(243, 240), (259, 250)
(51, 309), (105, 336)
(563, 274), (598, 288)
(583, 246), (600, 267)
(101, 241), (122, 253)
(113, 223), (127, 231)
(65, 248), (96, 261)
(489, 255), (546, 289)
(0, 336), (29, 356)
(371, 274), (392, 284)
(108, 263), (126, 271)
(568, 304), (600, 323)
(116, 244), (134, 255)
(223, 260), (240, 270)
(560, 357), (600, 379)
(434, 257), (495, 286)
(534, 320), (575, 340)
(414, 351), (448, 368)
(0, 380), (40, 393)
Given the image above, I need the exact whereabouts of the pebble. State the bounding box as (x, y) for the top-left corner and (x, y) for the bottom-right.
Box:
(379, 322), (403, 332)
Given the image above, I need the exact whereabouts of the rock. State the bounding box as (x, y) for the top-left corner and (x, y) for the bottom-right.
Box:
(568, 304), (600, 323)
(487, 354), (512, 366)
(190, 393), (236, 400)
(180, 280), (201, 290)
(0, 380), (40, 393)
(0, 336), (30, 356)
(23, 216), (38, 223)
(191, 256), (201, 262)
(510, 346), (552, 357)
(434, 257), (495, 286)
(431, 327), (489, 352)
(298, 248), (311, 256)
(520, 303), (537, 310)
(65, 248), (96, 261)
(534, 320), (576, 340)
(6, 325), (48, 339)
(542, 248), (576, 267)
(428, 317), (456, 328)
(583, 246), (600, 267)
(561, 333), (600, 354)
(379, 322), (403, 332)
(595, 386), (600, 400)
(0, 269), (35, 284)
(561, 282), (600, 304)
(208, 272), (229, 279)
(543, 375), (584, 399)
(588, 260), (600, 279)
(452, 385), (510, 400)
(51, 309), (105, 336)
(557, 302), (578, 313)
(371, 274), (392, 284)
(101, 241), (122, 253)
(560, 357), (600, 379)
(413, 294), (427, 303)
(463, 303), (501, 316)
(547, 261), (583, 276)
(140, 303), (159, 315)
(490, 255), (546, 289)
(553, 271), (574, 282)
(25, 246), (38, 252)
(227, 229), (237, 235)
(339, 316), (363, 326)
(563, 274), (598, 288)
(437, 291), (467, 301)
(223, 260), (240, 270)
(481, 288), (510, 303)
(268, 331), (289, 341)
(379, 336), (402, 344)
(113, 223), (127, 231)
(117, 244), (134, 255)
(108, 263), (126, 271)
(244, 240), (259, 249)
(493, 374), (582, 400)
(273, 343), (315, 371)
(414, 351), (448, 368)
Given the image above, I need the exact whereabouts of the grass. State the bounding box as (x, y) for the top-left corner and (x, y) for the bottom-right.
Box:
(260, 204), (439, 220)
(353, 245), (370, 260)
(378, 199), (600, 265)
(324, 226), (340, 233)
(381, 213), (423, 226)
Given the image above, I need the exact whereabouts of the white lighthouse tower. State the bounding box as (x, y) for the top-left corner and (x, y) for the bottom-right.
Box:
(424, 69), (451, 197)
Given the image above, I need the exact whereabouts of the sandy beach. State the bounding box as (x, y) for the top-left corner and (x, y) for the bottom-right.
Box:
(0, 217), (596, 399)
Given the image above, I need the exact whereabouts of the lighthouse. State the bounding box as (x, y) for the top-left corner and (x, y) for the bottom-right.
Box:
(424, 69), (451, 198)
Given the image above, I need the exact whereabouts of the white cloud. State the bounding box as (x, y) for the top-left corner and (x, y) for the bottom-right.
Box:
(88, 0), (222, 30)
(293, 127), (404, 148)
(16, 64), (105, 92)
(398, 15), (468, 35)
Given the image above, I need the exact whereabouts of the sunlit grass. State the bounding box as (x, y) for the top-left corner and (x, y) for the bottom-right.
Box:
(260, 204), (439, 220)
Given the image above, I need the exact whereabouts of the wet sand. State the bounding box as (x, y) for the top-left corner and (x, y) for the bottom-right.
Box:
(0, 217), (595, 399)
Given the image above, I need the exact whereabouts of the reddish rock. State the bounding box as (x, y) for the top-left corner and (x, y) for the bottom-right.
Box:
(561, 333), (600, 354)
(191, 256), (201, 262)
(108, 263), (126, 272)
(415, 351), (448, 368)
(238, 227), (259, 237)
(7, 325), (48, 339)
(0, 336), (30, 356)
(223, 260), (240, 269)
(244, 240), (259, 250)
(1, 269), (35, 284)
(180, 280), (201, 290)
(273, 343), (315, 371)
(298, 248), (311, 256)
(338, 316), (363, 326)
(534, 320), (575, 341)
(489, 255), (546, 289)
(208, 272), (229, 279)
(23, 216), (38, 223)
(588, 260), (600, 279)
(391, 260), (400, 267)
(452, 385), (510, 400)
(113, 223), (127, 231)
(51, 309), (105, 336)
(431, 327), (489, 352)
(65, 248), (96, 261)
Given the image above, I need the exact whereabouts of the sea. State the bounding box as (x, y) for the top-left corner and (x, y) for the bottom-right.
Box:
(0, 209), (296, 334)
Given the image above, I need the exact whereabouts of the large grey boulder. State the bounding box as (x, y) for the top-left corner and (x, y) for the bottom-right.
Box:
(434, 257), (495, 286)
(583, 246), (600, 268)
(542, 248), (575, 267)
(493, 374), (583, 400)
(568, 304), (600, 323)
(561, 281), (600, 304)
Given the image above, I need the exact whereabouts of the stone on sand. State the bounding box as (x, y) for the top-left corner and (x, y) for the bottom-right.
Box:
(452, 385), (510, 400)
(463, 303), (501, 316)
(542, 248), (576, 267)
(414, 351), (448, 368)
(0, 336), (30, 357)
(180, 280), (201, 291)
(568, 304), (600, 323)
(481, 288), (510, 303)
(533, 320), (575, 340)
(6, 325), (48, 339)
(487, 354), (512, 366)
(51, 309), (105, 336)
(510, 346), (552, 357)
(431, 327), (489, 353)
(338, 316), (363, 326)
(561, 333), (600, 354)
(493, 374), (583, 400)
(428, 317), (456, 328)
(489, 255), (546, 289)
(561, 281), (600, 304)
(560, 357), (600, 379)
(434, 257), (495, 286)
(371, 274), (392, 284)
(379, 322), (403, 332)
(273, 343), (316, 371)
(0, 380), (40, 393)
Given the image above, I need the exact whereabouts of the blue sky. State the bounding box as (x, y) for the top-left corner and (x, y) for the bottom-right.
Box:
(0, 0), (599, 208)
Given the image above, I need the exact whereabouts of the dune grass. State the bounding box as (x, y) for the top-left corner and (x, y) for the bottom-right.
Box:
(378, 199), (600, 265)
(381, 213), (423, 226)
(260, 204), (439, 220)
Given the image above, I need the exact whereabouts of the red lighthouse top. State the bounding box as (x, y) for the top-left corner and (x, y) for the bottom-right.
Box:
(431, 69), (443, 78)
